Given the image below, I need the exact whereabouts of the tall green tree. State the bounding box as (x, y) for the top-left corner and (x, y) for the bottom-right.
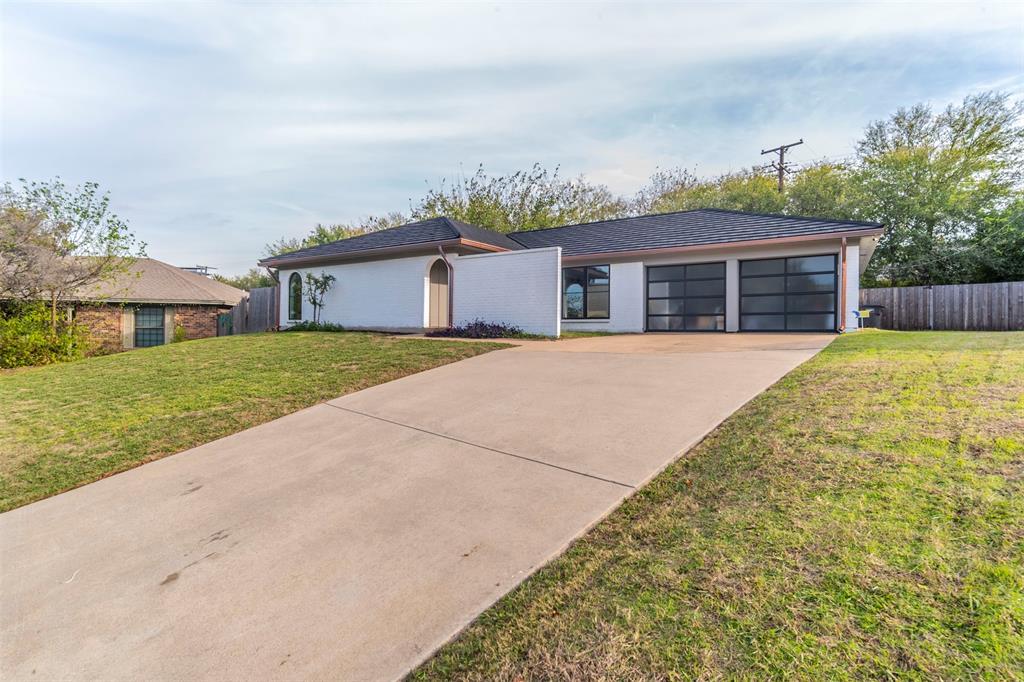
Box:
(264, 213), (406, 257)
(784, 162), (855, 219)
(411, 163), (626, 232)
(852, 92), (1024, 285)
(641, 169), (786, 215)
(214, 268), (275, 290)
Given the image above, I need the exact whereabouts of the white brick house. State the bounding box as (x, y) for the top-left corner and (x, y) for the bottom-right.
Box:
(259, 210), (883, 337)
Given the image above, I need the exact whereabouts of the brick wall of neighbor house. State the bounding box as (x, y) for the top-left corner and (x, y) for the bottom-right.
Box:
(73, 304), (124, 353)
(74, 303), (228, 352)
(173, 305), (228, 340)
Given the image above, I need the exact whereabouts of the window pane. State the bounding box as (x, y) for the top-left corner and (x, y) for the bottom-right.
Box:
(647, 315), (686, 330)
(648, 299), (686, 315)
(586, 292), (609, 318)
(288, 273), (303, 320)
(686, 262), (725, 279)
(741, 295), (785, 314)
(786, 311), (835, 327)
(648, 281), (685, 298)
(742, 314), (785, 330)
(648, 266), (686, 282)
(742, 259), (784, 276)
(685, 298), (725, 315)
(685, 279), (724, 296)
(742, 276), (785, 294)
(587, 265), (610, 283)
(686, 315), (725, 331)
(134, 328), (164, 348)
(135, 306), (163, 328)
(787, 255), (835, 273)
(563, 285), (584, 319)
(787, 293), (835, 312)
(787, 273), (834, 293)
(786, 314), (835, 330)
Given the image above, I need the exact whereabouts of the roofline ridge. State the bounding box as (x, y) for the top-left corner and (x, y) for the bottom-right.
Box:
(699, 207), (883, 228)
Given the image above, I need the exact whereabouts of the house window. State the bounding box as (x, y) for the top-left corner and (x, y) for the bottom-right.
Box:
(562, 265), (610, 319)
(134, 306), (165, 347)
(288, 273), (302, 321)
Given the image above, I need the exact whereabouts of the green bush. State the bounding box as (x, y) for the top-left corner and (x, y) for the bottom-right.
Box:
(172, 325), (187, 343)
(0, 303), (88, 369)
(281, 321), (347, 332)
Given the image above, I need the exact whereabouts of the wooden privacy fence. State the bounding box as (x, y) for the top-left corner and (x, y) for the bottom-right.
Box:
(860, 281), (1024, 331)
(222, 285), (279, 335)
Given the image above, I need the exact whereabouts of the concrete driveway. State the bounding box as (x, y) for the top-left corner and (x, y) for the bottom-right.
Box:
(0, 333), (832, 681)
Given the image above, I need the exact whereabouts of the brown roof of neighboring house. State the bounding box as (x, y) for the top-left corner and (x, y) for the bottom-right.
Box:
(76, 258), (246, 306)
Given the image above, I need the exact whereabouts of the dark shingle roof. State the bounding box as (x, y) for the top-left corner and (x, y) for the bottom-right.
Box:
(260, 217), (523, 266)
(507, 208), (883, 257)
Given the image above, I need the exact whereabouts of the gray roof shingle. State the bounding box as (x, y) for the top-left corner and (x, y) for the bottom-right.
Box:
(76, 258), (246, 305)
(507, 208), (883, 257)
(260, 217), (523, 266)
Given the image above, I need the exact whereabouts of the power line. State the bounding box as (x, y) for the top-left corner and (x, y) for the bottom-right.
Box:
(760, 138), (803, 192)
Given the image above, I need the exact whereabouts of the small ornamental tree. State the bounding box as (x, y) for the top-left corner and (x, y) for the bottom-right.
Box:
(304, 272), (336, 324)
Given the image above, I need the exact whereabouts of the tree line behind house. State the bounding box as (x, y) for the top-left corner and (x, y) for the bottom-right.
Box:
(232, 91), (1022, 292)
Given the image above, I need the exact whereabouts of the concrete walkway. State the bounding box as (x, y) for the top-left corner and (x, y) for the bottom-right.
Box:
(0, 333), (833, 681)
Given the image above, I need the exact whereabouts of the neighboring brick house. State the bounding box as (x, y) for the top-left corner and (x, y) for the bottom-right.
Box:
(71, 259), (245, 353)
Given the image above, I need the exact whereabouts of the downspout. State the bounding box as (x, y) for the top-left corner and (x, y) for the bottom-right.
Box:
(437, 246), (454, 328)
(839, 236), (848, 333)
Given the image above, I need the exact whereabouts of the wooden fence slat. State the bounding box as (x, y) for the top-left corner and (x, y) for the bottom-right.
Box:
(860, 281), (1024, 331)
(224, 285), (279, 335)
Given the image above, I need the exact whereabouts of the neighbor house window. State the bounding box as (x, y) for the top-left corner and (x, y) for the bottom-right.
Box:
(562, 265), (610, 319)
(288, 273), (302, 321)
(134, 306), (165, 348)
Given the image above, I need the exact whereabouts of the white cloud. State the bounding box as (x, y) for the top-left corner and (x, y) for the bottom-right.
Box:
(1, 1), (1021, 274)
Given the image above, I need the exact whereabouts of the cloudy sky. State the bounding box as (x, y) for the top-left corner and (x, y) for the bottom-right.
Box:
(2, 2), (1022, 275)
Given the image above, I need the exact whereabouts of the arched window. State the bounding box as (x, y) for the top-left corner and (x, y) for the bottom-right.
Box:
(288, 273), (302, 321)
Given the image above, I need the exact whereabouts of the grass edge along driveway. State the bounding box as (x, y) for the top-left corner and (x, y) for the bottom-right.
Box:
(0, 332), (505, 512)
(413, 331), (1024, 681)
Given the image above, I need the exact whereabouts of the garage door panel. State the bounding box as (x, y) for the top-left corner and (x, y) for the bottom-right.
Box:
(685, 298), (726, 315)
(742, 295), (785, 314)
(787, 293), (835, 313)
(687, 315), (725, 331)
(648, 281), (685, 298)
(740, 255), (837, 332)
(685, 279), (725, 296)
(787, 314), (835, 330)
(646, 262), (726, 333)
(741, 314), (786, 330)
(648, 299), (686, 315)
(742, 276), (785, 294)
(788, 255), (835, 273)
(787, 273), (834, 293)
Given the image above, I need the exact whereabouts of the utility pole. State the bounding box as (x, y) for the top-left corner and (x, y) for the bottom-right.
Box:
(760, 138), (803, 193)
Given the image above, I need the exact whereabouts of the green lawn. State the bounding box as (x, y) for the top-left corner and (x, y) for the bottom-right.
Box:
(0, 332), (503, 512)
(415, 331), (1024, 680)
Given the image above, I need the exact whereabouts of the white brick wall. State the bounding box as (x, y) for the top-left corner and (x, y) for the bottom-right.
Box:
(560, 261), (645, 333)
(452, 247), (561, 336)
(843, 240), (861, 332)
(278, 254), (438, 330)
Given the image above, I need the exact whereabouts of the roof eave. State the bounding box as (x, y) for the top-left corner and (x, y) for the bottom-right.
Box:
(258, 238), (509, 269)
(71, 297), (239, 306)
(560, 227), (885, 263)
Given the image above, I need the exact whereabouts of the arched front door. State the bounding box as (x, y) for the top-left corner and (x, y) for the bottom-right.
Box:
(428, 259), (449, 328)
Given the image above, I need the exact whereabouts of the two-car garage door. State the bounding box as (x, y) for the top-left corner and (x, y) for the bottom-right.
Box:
(740, 255), (837, 331)
(645, 254), (838, 332)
